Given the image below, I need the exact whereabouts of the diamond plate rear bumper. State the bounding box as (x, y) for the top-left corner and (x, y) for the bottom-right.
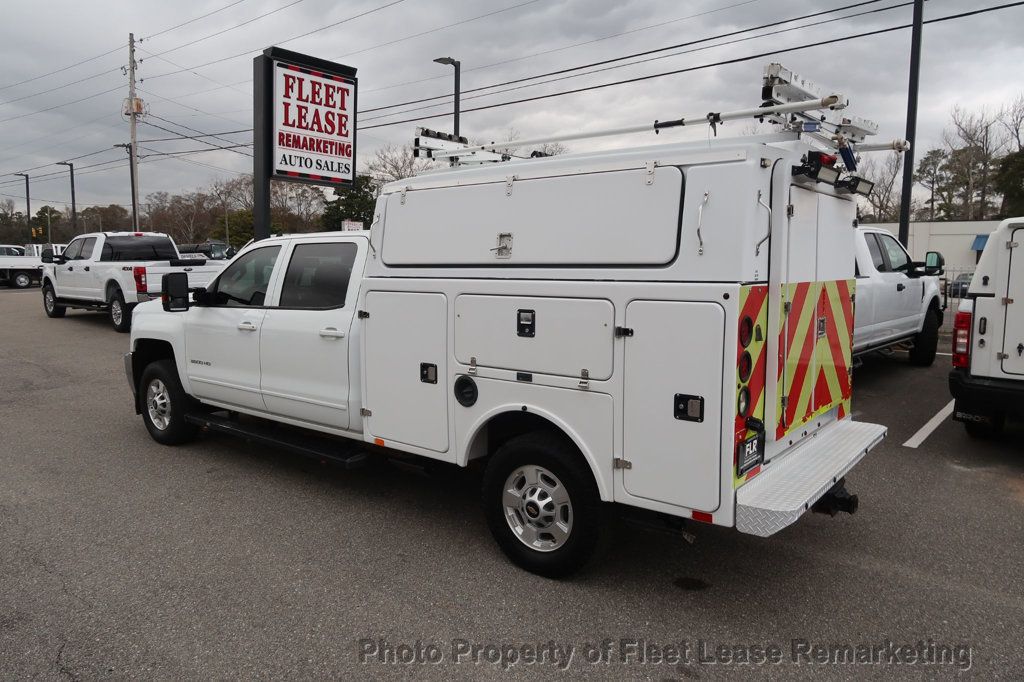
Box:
(735, 420), (886, 537)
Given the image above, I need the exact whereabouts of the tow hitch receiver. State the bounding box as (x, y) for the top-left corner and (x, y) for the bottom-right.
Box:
(812, 478), (859, 517)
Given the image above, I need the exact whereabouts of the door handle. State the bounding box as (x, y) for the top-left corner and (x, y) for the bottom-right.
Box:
(896, 283), (906, 291)
(83, 266), (90, 271)
(237, 321), (258, 332)
(66, 266), (73, 271)
(319, 327), (345, 338)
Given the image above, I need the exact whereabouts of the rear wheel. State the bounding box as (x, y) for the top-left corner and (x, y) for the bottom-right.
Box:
(482, 431), (603, 578)
(109, 289), (132, 333)
(12, 271), (32, 289)
(42, 284), (66, 318)
(139, 360), (198, 445)
(909, 307), (939, 367)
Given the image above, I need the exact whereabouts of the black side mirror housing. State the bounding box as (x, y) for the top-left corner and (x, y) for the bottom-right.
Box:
(924, 251), (945, 276)
(161, 272), (191, 312)
(41, 248), (53, 263)
(192, 288), (214, 306)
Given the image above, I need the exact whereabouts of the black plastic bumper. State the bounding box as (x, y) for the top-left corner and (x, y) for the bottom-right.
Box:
(949, 369), (1024, 420)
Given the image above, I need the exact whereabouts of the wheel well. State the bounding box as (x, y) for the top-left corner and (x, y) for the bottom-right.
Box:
(131, 340), (176, 410)
(465, 411), (578, 463)
(928, 296), (943, 326)
(106, 280), (121, 302)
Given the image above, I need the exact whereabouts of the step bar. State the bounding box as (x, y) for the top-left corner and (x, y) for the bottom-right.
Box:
(736, 419), (886, 537)
(185, 412), (369, 469)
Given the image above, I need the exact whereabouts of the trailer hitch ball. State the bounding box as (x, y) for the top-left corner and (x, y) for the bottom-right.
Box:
(812, 479), (859, 517)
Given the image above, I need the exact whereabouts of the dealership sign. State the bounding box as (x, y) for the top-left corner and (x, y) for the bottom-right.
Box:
(256, 47), (358, 189)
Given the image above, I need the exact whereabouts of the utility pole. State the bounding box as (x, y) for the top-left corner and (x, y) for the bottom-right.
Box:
(14, 173), (30, 241)
(124, 33), (142, 230)
(57, 161), (77, 234)
(433, 57), (461, 137)
(898, 0), (924, 247)
(45, 208), (51, 243)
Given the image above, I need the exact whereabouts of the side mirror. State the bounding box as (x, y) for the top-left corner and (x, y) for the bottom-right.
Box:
(41, 248), (53, 263)
(161, 272), (191, 312)
(192, 288), (214, 306)
(924, 251), (945, 276)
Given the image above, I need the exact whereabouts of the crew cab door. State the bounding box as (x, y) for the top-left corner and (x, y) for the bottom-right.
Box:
(53, 238), (85, 297)
(184, 244), (282, 411)
(258, 237), (366, 429)
(853, 231), (886, 348)
(874, 232), (922, 338)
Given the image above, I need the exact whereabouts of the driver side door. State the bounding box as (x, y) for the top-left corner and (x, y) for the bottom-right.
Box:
(184, 245), (282, 411)
(875, 232), (923, 338)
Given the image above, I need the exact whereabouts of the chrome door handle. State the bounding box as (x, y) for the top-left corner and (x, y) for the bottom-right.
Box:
(237, 321), (258, 331)
(319, 327), (345, 338)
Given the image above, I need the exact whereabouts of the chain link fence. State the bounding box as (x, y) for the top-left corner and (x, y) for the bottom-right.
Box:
(938, 265), (976, 333)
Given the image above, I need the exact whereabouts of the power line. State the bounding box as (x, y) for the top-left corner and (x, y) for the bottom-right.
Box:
(139, 145), (253, 158)
(138, 145), (248, 174)
(143, 0), (410, 81)
(141, 0), (306, 58)
(360, 2), (1024, 131)
(0, 44), (124, 93)
(0, 84), (124, 125)
(139, 128), (252, 143)
(142, 0), (254, 40)
(361, 0), (894, 116)
(142, 115), (254, 157)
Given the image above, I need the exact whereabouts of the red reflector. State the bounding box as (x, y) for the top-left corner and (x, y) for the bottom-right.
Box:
(692, 511), (713, 524)
(133, 266), (147, 294)
(952, 311), (972, 368)
(820, 153), (838, 167)
(133, 232), (143, 236)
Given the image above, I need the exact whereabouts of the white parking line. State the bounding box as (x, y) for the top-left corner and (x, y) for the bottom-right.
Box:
(902, 399), (955, 448)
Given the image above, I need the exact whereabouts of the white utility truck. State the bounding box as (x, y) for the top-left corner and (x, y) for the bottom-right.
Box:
(125, 65), (897, 577)
(852, 225), (945, 365)
(0, 249), (42, 288)
(40, 231), (226, 332)
(949, 217), (1024, 436)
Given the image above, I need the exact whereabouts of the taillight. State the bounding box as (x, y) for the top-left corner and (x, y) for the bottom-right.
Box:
(952, 311), (972, 368)
(133, 266), (148, 294)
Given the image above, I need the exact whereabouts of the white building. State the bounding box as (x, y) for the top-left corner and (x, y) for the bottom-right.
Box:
(872, 220), (1000, 273)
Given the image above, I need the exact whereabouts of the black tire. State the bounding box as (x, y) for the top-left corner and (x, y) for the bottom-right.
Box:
(42, 283), (66, 318)
(11, 271), (33, 289)
(109, 288), (132, 333)
(909, 307), (939, 367)
(482, 431), (603, 579)
(964, 414), (1005, 439)
(139, 359), (199, 445)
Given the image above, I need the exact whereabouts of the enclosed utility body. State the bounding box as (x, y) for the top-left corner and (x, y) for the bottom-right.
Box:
(127, 67), (890, 576)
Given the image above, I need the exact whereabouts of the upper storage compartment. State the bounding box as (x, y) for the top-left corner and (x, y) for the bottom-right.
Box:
(380, 166), (683, 266)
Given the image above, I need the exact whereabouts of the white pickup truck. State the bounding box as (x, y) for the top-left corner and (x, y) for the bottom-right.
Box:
(40, 231), (225, 332)
(852, 225), (945, 366)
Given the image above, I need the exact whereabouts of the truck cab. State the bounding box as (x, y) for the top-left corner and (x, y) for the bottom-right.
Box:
(949, 217), (1024, 436)
(852, 226), (944, 364)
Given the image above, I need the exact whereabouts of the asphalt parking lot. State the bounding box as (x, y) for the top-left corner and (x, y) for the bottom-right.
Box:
(1, 287), (1022, 679)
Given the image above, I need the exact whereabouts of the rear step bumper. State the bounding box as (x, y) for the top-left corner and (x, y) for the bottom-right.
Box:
(735, 420), (886, 537)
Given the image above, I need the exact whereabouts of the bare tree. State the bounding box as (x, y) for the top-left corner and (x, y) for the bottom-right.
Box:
(859, 152), (903, 222)
(999, 93), (1024, 153)
(944, 105), (1006, 219)
(365, 144), (433, 183)
(535, 141), (569, 156)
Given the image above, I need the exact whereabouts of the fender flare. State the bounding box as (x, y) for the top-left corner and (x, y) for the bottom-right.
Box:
(459, 403), (612, 501)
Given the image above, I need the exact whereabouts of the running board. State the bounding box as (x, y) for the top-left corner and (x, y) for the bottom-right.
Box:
(185, 413), (369, 469)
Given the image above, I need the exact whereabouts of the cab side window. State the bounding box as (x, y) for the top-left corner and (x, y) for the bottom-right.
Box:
(877, 234), (910, 272)
(62, 240), (83, 261)
(78, 237), (96, 260)
(278, 242), (358, 309)
(865, 234), (887, 272)
(209, 246), (281, 307)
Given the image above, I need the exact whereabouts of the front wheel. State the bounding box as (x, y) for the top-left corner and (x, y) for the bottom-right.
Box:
(909, 308), (939, 367)
(42, 284), (66, 318)
(109, 289), (133, 333)
(139, 360), (199, 445)
(482, 432), (603, 578)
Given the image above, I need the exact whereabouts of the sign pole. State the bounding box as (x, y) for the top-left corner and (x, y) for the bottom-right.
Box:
(253, 52), (273, 242)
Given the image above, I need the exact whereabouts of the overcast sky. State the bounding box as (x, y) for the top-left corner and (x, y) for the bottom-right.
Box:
(1, 0), (1022, 212)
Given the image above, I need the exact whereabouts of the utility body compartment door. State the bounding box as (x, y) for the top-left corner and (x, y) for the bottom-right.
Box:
(621, 300), (724, 512)
(1003, 228), (1024, 375)
(362, 291), (449, 453)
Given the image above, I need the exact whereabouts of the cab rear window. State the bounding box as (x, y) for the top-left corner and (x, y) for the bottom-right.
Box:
(100, 236), (178, 261)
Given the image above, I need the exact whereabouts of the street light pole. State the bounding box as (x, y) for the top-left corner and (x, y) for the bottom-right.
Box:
(898, 0), (924, 247)
(433, 57), (461, 137)
(15, 173), (30, 241)
(57, 161), (77, 235)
